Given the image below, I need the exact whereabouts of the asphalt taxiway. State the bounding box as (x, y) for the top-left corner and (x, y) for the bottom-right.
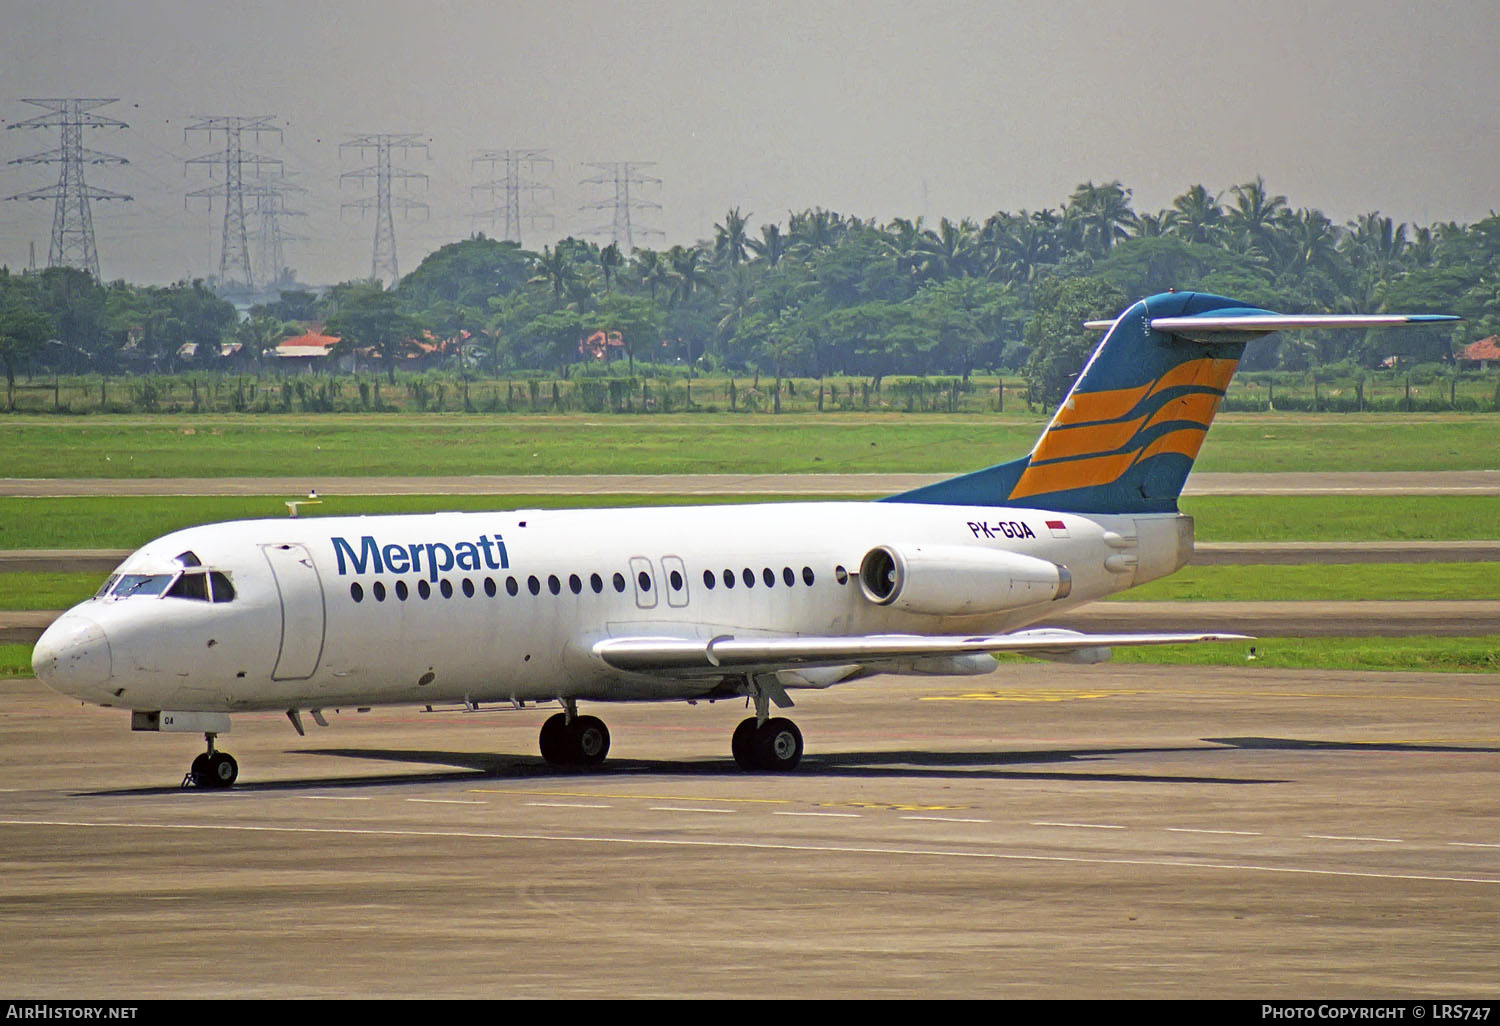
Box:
(2, 664), (1496, 999)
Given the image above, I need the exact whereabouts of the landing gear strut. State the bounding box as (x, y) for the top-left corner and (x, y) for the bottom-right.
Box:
(184, 732), (238, 789)
(538, 702), (611, 767)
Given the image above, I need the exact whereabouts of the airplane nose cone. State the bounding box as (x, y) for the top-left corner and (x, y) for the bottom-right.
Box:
(32, 614), (112, 694)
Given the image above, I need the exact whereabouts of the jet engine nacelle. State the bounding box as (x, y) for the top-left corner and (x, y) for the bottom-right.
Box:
(857, 544), (1070, 616)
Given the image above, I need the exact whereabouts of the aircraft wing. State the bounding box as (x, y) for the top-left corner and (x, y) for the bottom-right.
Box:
(593, 629), (1250, 678)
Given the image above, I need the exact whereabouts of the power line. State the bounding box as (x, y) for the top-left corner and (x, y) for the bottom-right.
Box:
(5, 97), (133, 280)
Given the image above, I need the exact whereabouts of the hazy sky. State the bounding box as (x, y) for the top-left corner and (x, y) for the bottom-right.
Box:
(3, 0), (1498, 287)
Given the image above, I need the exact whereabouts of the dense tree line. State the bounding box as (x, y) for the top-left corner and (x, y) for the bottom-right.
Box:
(4, 178), (1498, 409)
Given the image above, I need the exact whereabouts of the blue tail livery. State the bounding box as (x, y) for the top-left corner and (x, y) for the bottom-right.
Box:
(886, 291), (1457, 515)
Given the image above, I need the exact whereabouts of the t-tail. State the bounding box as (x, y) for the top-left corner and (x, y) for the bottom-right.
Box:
(886, 290), (1458, 515)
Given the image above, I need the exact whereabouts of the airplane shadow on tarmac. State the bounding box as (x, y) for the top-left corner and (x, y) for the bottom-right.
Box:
(83, 736), (1495, 797)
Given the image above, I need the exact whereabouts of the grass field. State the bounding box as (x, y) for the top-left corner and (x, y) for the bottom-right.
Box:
(1, 493), (1498, 551)
(2, 411), (1498, 478)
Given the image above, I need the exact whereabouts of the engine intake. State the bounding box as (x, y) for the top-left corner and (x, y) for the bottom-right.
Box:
(858, 543), (1069, 616)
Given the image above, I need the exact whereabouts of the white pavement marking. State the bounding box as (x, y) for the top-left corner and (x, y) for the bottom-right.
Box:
(408, 799), (486, 806)
(775, 811), (861, 819)
(6, 818), (1497, 886)
(1307, 834), (1405, 843)
(903, 815), (991, 824)
(304, 795), (372, 801)
(1166, 827), (1263, 836)
(526, 802), (611, 809)
(650, 806), (736, 815)
(1032, 821), (1126, 830)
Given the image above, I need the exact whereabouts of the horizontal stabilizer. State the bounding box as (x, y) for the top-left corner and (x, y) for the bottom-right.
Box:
(594, 630), (1252, 677)
(1086, 311), (1459, 342)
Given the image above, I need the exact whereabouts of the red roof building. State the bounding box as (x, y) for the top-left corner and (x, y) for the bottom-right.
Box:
(274, 330), (340, 360)
(1460, 336), (1500, 368)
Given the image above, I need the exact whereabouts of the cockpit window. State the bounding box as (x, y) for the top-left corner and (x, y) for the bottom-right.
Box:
(167, 571), (210, 601)
(209, 571), (236, 604)
(111, 573), (176, 598)
(175, 550), (202, 568)
(94, 574), (120, 600)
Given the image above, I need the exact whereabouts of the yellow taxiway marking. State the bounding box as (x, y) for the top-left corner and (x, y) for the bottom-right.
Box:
(925, 687), (1500, 706)
(922, 689), (1144, 703)
(469, 787), (790, 806)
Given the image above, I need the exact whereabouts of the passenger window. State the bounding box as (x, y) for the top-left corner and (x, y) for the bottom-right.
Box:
(742, 568), (754, 588)
(762, 567), (775, 587)
(462, 579), (475, 598)
(569, 574), (583, 595)
(723, 569), (735, 589)
(590, 573), (603, 594)
(669, 570), (683, 591)
(802, 566), (815, 586)
(613, 572), (626, 593)
(440, 579), (454, 599)
(703, 569), (715, 589)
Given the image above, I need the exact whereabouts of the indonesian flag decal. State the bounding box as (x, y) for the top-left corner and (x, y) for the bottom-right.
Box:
(1046, 519), (1069, 539)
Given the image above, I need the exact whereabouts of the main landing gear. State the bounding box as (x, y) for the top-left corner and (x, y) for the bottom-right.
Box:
(731, 716), (803, 771)
(184, 732), (238, 789)
(732, 677), (804, 771)
(538, 703), (611, 767)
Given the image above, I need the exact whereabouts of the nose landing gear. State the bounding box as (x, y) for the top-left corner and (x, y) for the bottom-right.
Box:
(183, 733), (239, 789)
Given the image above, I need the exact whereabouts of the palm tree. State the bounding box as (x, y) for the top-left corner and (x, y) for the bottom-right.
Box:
(631, 248), (672, 303)
(914, 217), (981, 281)
(713, 207), (752, 268)
(528, 245), (577, 302)
(747, 223), (788, 267)
(1281, 208), (1340, 278)
(1164, 185), (1225, 245)
(1064, 181), (1137, 256)
(1226, 176), (1290, 264)
(598, 242), (623, 294)
(666, 245), (710, 308)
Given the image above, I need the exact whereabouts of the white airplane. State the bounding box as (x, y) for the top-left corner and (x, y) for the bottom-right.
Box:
(31, 291), (1455, 788)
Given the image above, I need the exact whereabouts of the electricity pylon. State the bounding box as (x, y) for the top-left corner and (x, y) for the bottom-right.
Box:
(5, 98), (133, 280)
(580, 161), (662, 251)
(341, 133), (428, 287)
(471, 148), (554, 245)
(184, 115), (283, 294)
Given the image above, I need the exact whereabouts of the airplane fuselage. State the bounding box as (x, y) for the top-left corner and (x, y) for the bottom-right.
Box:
(37, 501), (1193, 715)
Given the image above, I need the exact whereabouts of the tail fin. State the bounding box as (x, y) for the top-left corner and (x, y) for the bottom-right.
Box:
(886, 291), (1457, 515)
